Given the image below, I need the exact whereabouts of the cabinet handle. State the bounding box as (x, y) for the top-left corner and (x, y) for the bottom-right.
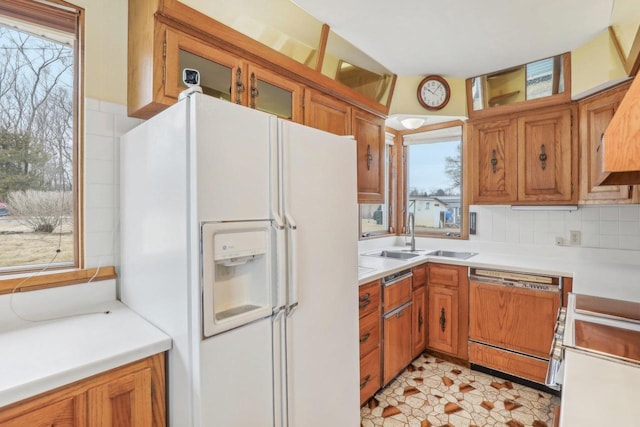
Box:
(366, 144), (373, 170)
(396, 307), (406, 318)
(250, 72), (259, 109)
(359, 293), (371, 302)
(597, 133), (604, 153)
(360, 332), (371, 343)
(360, 374), (371, 389)
(235, 68), (244, 105)
(490, 149), (498, 173)
(439, 307), (446, 332)
(418, 308), (423, 333)
(539, 144), (547, 170)
(359, 299), (371, 310)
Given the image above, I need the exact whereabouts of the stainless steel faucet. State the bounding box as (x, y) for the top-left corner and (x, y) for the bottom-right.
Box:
(407, 212), (415, 252)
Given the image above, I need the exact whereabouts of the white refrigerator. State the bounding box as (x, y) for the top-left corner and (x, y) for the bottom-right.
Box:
(120, 92), (360, 426)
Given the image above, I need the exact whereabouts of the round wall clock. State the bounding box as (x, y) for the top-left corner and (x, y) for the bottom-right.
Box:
(417, 75), (451, 110)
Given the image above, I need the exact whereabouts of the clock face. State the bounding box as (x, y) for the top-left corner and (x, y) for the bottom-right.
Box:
(417, 76), (450, 110)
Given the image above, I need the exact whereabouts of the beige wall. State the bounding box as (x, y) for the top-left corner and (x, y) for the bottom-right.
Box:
(388, 76), (467, 117)
(72, 0), (128, 105)
(571, 30), (627, 98)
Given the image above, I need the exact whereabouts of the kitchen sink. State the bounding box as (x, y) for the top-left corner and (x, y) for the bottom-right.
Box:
(426, 250), (477, 260)
(372, 250), (421, 260)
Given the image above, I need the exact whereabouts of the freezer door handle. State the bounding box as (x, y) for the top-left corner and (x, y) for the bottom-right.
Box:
(285, 213), (298, 313)
(273, 223), (287, 309)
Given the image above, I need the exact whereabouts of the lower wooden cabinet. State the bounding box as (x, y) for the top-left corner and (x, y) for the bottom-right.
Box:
(427, 263), (469, 360)
(359, 280), (381, 405)
(383, 302), (412, 385)
(0, 353), (165, 427)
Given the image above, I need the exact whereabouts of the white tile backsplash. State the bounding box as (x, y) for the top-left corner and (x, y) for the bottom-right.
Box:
(470, 205), (640, 252)
(84, 98), (142, 268)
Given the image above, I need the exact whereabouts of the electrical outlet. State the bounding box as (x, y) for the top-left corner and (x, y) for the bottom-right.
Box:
(555, 236), (564, 246)
(569, 230), (581, 245)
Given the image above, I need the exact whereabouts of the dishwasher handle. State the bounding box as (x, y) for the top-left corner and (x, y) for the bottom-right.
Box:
(383, 301), (412, 319)
(381, 270), (413, 287)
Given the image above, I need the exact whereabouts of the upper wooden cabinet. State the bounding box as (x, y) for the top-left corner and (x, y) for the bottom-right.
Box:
(353, 109), (386, 203)
(304, 90), (351, 135)
(470, 104), (577, 205)
(470, 118), (518, 203)
(578, 81), (639, 203)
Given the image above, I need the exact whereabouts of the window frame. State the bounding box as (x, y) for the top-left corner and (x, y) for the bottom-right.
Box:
(0, 0), (84, 278)
(399, 120), (469, 240)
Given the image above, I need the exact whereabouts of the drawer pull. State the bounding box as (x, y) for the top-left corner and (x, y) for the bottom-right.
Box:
(359, 332), (371, 343)
(360, 374), (371, 389)
(359, 293), (371, 302)
(359, 299), (372, 310)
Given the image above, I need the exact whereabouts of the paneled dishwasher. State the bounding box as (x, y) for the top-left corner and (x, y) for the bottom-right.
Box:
(381, 269), (413, 385)
(468, 267), (562, 388)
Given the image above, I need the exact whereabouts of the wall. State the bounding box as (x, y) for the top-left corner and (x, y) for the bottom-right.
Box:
(388, 75), (467, 117)
(571, 29), (628, 99)
(470, 205), (640, 251)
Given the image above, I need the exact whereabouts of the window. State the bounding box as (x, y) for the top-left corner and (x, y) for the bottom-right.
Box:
(360, 133), (393, 237)
(0, 0), (82, 272)
(404, 124), (464, 238)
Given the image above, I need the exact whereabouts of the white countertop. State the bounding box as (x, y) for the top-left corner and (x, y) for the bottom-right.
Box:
(0, 280), (171, 408)
(358, 237), (640, 302)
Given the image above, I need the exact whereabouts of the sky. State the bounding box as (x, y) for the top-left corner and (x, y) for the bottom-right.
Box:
(407, 139), (460, 195)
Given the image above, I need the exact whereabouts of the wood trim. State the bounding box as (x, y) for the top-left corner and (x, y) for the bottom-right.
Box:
(0, 266), (117, 295)
(315, 24), (330, 73)
(0, 0), (79, 34)
(610, 26), (640, 77)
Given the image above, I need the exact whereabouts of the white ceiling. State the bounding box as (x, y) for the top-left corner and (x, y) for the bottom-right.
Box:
(292, 0), (614, 78)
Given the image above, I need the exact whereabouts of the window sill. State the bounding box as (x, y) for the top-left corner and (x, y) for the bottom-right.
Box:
(0, 267), (117, 295)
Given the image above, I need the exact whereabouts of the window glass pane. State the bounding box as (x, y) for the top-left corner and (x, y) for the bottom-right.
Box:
(179, 49), (232, 101)
(0, 22), (75, 270)
(406, 127), (462, 237)
(526, 57), (563, 100)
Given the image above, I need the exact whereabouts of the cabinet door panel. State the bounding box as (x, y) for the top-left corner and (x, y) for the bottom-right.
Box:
(471, 118), (518, 203)
(412, 286), (427, 358)
(469, 281), (560, 358)
(383, 304), (412, 385)
(517, 108), (574, 202)
(428, 286), (458, 355)
(0, 397), (83, 427)
(247, 64), (303, 122)
(579, 83), (638, 203)
(88, 369), (153, 427)
(165, 28), (242, 104)
(304, 90), (351, 135)
(353, 109), (385, 203)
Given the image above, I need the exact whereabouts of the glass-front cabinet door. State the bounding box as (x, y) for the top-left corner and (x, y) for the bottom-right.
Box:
(165, 28), (245, 104)
(247, 64), (302, 122)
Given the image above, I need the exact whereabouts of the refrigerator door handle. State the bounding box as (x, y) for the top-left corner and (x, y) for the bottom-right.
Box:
(272, 222), (287, 312)
(285, 213), (298, 317)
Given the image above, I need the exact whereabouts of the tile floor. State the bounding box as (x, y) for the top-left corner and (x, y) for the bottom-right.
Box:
(361, 354), (560, 427)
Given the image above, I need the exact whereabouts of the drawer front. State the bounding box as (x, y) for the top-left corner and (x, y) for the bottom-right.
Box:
(412, 264), (427, 289)
(383, 276), (412, 313)
(469, 342), (548, 384)
(359, 311), (380, 358)
(360, 346), (381, 404)
(428, 264), (459, 287)
(359, 280), (381, 319)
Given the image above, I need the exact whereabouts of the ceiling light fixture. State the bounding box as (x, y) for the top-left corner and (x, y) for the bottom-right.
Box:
(400, 118), (424, 130)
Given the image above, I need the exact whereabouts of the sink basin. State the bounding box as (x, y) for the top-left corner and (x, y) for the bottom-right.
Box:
(426, 250), (477, 260)
(373, 250), (421, 260)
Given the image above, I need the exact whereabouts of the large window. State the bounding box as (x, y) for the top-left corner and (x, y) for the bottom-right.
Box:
(0, 0), (81, 272)
(404, 124), (464, 238)
(360, 133), (393, 237)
